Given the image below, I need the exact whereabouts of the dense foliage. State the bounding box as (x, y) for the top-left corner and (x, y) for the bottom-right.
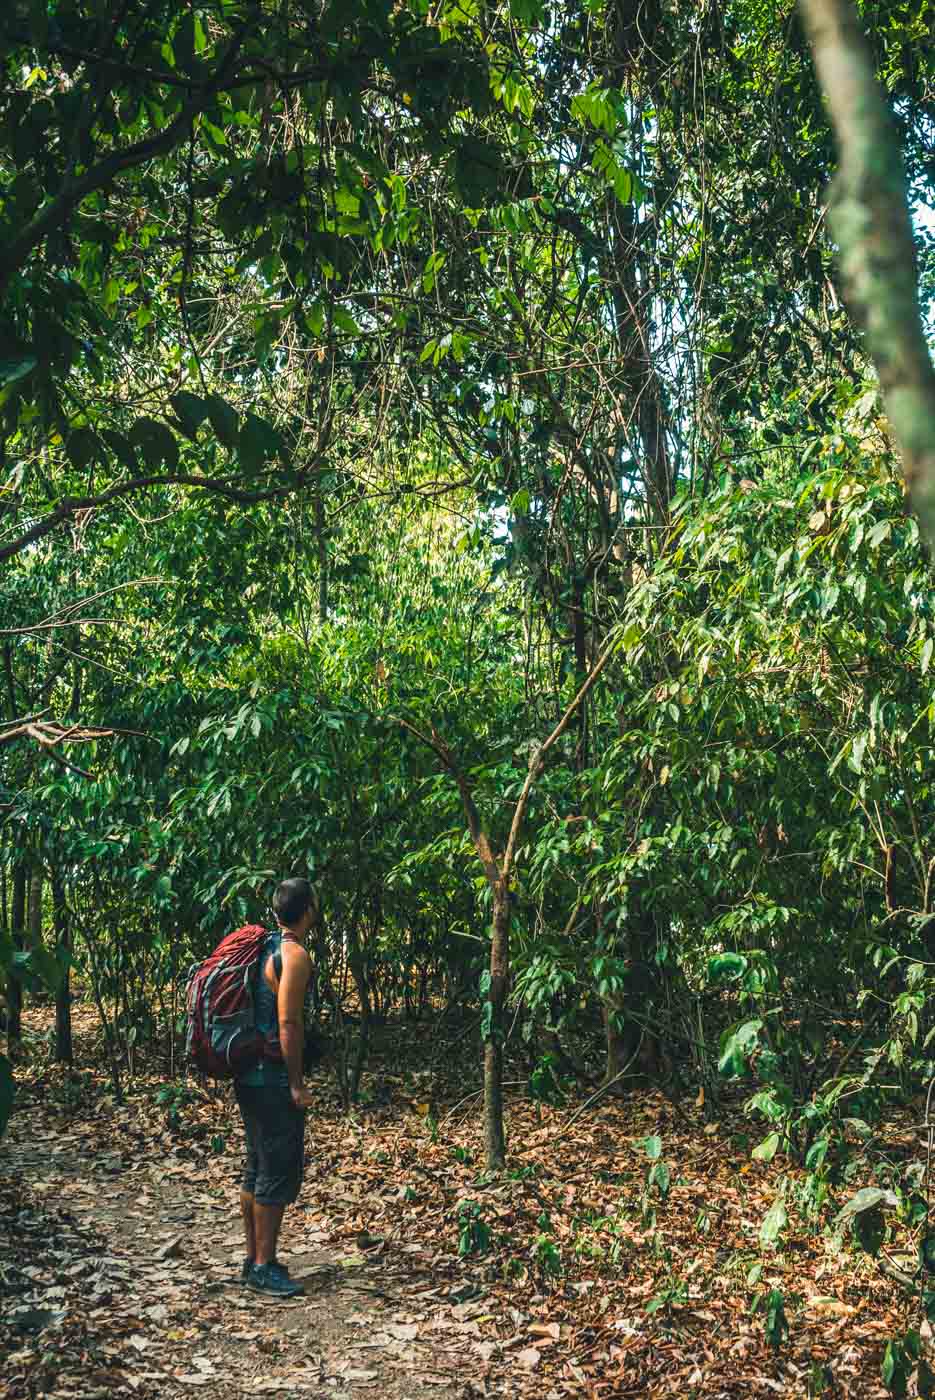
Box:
(1, 0), (934, 1280)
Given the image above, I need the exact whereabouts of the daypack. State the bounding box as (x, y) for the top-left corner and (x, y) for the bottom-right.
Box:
(184, 925), (284, 1079)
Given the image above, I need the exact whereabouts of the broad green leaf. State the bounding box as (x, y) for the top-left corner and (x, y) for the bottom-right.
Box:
(102, 430), (138, 474)
(649, 1159), (670, 1196)
(0, 355), (37, 387)
(239, 413), (280, 472)
(66, 427), (100, 471)
(805, 1135), (829, 1171)
(752, 1132), (780, 1162)
(129, 416), (179, 469)
(718, 1018), (762, 1077)
(837, 1186), (899, 1221)
(759, 1197), (787, 1247)
(708, 951), (748, 983)
(332, 306), (361, 336)
(206, 393), (240, 449)
(170, 391), (209, 438)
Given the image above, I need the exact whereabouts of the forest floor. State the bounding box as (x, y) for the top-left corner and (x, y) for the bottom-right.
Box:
(0, 1003), (923, 1399)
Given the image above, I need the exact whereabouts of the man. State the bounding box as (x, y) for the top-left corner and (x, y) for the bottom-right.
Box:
(235, 877), (315, 1297)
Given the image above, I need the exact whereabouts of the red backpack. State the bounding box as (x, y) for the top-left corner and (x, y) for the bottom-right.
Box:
(184, 925), (284, 1078)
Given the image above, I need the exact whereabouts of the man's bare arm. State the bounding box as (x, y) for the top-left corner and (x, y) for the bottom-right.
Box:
(278, 941), (313, 1107)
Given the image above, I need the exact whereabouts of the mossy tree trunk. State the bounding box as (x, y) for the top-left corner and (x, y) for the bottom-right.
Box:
(798, 0), (935, 547)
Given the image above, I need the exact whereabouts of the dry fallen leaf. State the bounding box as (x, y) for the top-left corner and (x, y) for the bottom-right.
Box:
(804, 1296), (854, 1317)
(528, 1322), (561, 1341)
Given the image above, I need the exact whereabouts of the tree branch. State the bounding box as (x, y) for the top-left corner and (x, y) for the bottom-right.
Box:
(395, 717), (502, 888)
(0, 475), (292, 564)
(0, 23), (252, 297)
(502, 628), (620, 878)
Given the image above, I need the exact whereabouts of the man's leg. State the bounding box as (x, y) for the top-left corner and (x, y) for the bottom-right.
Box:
(253, 1201), (285, 1266)
(241, 1189), (257, 1260)
(246, 1088), (306, 1295)
(234, 1083), (259, 1273)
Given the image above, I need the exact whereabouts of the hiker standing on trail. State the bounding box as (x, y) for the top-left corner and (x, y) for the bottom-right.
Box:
(236, 877), (315, 1298)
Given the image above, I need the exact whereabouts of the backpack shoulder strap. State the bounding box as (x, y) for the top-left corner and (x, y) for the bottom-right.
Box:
(263, 928), (304, 986)
(273, 931), (305, 982)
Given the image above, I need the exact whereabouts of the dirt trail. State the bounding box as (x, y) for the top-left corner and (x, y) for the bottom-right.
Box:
(1, 1099), (501, 1400)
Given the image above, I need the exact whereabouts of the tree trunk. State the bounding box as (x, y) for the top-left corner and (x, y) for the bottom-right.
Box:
(314, 487), (328, 622)
(52, 876), (72, 1065)
(344, 921), (372, 1104)
(80, 918), (123, 1103)
(603, 996), (638, 1086)
(483, 886), (510, 1171)
(798, 0), (935, 548)
(7, 865), (26, 1059)
(28, 867), (42, 958)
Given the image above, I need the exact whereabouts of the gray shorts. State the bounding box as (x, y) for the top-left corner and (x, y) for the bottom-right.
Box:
(235, 1081), (306, 1206)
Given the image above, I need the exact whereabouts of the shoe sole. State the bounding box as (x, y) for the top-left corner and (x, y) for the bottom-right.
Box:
(245, 1280), (305, 1298)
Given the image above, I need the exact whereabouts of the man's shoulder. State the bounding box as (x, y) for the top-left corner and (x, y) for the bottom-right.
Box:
(280, 937), (312, 967)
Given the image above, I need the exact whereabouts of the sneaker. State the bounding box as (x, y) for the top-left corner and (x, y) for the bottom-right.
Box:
(246, 1261), (305, 1298)
(241, 1256), (289, 1283)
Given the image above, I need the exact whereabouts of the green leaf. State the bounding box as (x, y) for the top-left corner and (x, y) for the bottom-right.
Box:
(612, 166), (633, 203)
(763, 1288), (788, 1350)
(752, 1132), (780, 1162)
(882, 1333), (920, 1398)
(0, 355), (38, 388)
(759, 1197), (787, 1247)
(170, 390), (209, 438)
(206, 393), (240, 449)
(649, 1159), (670, 1197)
(848, 730), (868, 774)
(66, 427), (101, 471)
(708, 951), (748, 983)
(837, 1186), (899, 1221)
(836, 1186), (897, 1256)
(331, 306), (361, 336)
(334, 187), (360, 217)
(129, 417), (179, 469)
(805, 1135), (829, 1171)
(718, 1018), (762, 1077)
(102, 430), (138, 474)
(639, 1134), (662, 1160)
(239, 413), (280, 472)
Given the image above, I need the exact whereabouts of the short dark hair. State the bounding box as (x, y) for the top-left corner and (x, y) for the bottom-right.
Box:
(272, 877), (313, 926)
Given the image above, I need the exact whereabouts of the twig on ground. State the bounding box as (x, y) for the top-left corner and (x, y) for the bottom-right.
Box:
(511, 1033), (647, 1156)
